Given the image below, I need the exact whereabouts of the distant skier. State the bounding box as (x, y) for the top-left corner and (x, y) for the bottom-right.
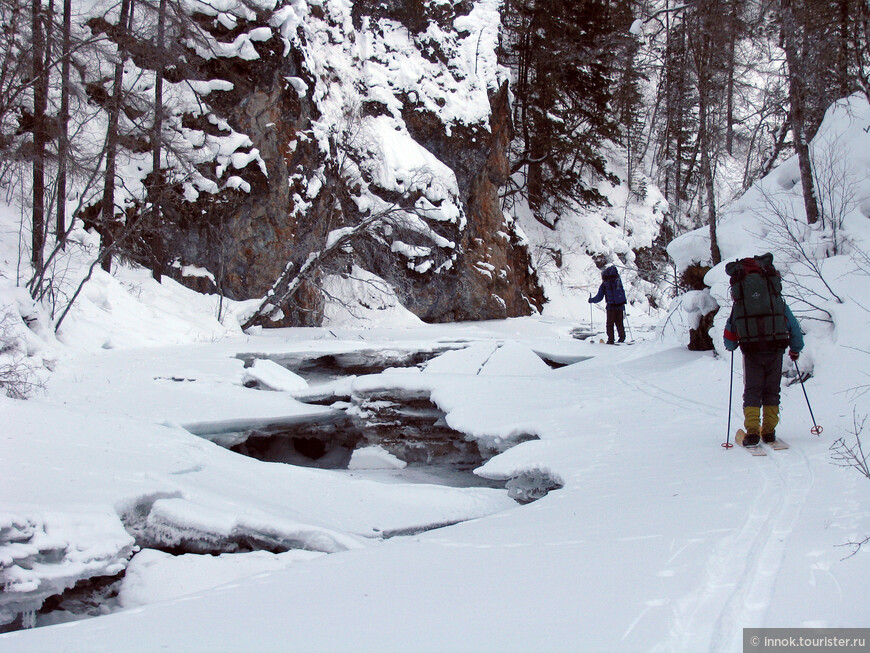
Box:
(723, 253), (804, 446)
(588, 265), (627, 344)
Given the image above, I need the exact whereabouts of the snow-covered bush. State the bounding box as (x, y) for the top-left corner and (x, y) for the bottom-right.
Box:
(830, 410), (870, 557)
(0, 307), (43, 400)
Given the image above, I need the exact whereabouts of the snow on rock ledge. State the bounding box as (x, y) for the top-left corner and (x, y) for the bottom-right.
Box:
(119, 495), (360, 556)
(242, 359), (309, 393)
(0, 511), (134, 628)
(348, 445), (408, 470)
(473, 440), (565, 504)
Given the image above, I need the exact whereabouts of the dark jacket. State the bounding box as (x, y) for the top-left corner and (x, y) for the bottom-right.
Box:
(589, 266), (627, 309)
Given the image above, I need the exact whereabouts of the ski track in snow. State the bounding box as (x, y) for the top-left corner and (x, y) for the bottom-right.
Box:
(604, 354), (818, 652)
(656, 442), (815, 652)
(610, 364), (720, 417)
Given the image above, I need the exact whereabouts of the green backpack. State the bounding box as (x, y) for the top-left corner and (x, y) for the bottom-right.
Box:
(725, 253), (790, 350)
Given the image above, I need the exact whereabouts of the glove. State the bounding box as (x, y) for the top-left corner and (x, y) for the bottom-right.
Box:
(789, 350), (800, 361)
(587, 297), (593, 303)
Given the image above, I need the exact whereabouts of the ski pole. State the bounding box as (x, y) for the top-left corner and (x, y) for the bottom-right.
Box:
(722, 350), (735, 449)
(625, 312), (634, 341)
(589, 296), (593, 335)
(793, 359), (823, 435)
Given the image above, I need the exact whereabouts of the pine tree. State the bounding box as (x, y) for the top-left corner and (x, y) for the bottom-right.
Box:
(653, 10), (699, 226)
(502, 0), (640, 228)
(687, 0), (735, 264)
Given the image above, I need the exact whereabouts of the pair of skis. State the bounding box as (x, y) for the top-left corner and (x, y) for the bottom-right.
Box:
(735, 429), (789, 456)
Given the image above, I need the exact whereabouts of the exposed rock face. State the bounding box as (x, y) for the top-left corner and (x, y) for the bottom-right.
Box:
(153, 30), (332, 325)
(363, 82), (544, 321)
(138, 0), (542, 325)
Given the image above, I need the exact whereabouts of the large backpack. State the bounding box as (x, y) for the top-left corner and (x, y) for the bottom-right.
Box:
(725, 253), (789, 350)
(601, 266), (627, 306)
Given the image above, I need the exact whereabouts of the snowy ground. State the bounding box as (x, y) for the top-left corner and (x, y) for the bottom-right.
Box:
(2, 81), (869, 653)
(2, 308), (869, 651)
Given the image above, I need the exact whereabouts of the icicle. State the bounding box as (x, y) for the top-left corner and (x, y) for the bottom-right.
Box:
(20, 609), (37, 629)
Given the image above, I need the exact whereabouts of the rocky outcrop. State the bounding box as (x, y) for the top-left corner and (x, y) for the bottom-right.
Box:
(127, 0), (542, 325)
(364, 82), (544, 321)
(681, 264), (717, 351)
(152, 28), (332, 325)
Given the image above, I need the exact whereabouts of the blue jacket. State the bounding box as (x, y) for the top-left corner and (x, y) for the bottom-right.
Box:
(589, 267), (626, 309)
(724, 303), (804, 353)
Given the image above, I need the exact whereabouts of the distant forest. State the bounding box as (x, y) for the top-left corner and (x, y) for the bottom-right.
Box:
(499, 0), (870, 262)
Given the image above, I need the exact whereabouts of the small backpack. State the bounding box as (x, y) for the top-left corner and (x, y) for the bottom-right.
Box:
(725, 253), (789, 350)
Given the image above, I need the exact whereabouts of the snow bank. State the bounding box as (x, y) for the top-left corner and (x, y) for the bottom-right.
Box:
(423, 341), (499, 375)
(118, 548), (324, 608)
(478, 341), (552, 377)
(1, 322), (523, 628)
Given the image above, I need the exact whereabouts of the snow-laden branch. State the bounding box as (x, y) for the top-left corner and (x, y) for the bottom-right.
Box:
(240, 190), (432, 330)
(634, 1), (697, 34)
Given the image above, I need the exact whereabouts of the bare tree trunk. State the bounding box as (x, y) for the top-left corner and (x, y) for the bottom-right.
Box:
(860, 2), (870, 105)
(757, 116), (790, 180)
(150, 0), (167, 281)
(781, 0), (821, 225)
(100, 0), (133, 272)
(526, 135), (551, 227)
(55, 0), (72, 246)
(697, 63), (721, 265)
(837, 0), (851, 97)
(659, 0), (673, 203)
(703, 146), (721, 265)
(31, 0), (47, 273)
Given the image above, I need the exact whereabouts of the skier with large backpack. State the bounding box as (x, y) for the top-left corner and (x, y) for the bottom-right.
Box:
(589, 265), (627, 344)
(723, 253), (804, 446)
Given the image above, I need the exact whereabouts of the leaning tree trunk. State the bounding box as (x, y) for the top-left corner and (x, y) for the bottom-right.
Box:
(31, 0), (47, 273)
(781, 0), (821, 225)
(150, 0), (167, 281)
(56, 0), (72, 245)
(100, 0), (133, 272)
